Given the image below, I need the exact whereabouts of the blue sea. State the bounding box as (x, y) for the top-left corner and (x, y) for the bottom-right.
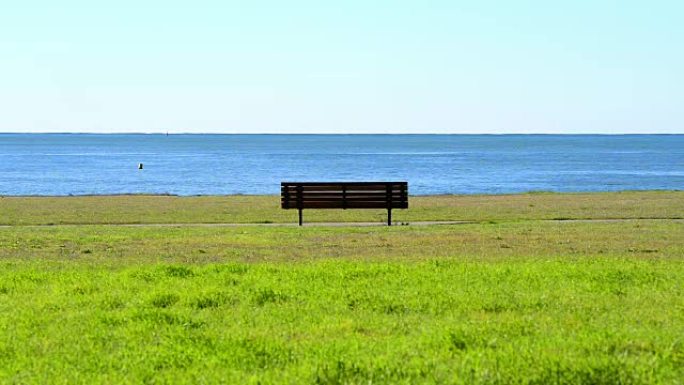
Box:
(0, 134), (682, 196)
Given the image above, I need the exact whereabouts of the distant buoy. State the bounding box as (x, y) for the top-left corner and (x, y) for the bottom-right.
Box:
(138, 163), (144, 170)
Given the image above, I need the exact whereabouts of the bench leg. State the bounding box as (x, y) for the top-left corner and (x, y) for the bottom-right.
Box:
(298, 208), (303, 226)
(387, 208), (392, 226)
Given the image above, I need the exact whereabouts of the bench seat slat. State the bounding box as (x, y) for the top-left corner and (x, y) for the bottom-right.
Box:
(290, 202), (408, 209)
(282, 191), (405, 196)
(282, 185), (405, 192)
(282, 190), (406, 196)
(282, 196), (405, 202)
(281, 181), (404, 186)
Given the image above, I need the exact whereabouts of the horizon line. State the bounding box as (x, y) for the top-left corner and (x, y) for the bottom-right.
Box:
(1, 131), (683, 136)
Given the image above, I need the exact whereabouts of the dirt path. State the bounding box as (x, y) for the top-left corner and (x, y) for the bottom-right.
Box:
(1, 218), (682, 228)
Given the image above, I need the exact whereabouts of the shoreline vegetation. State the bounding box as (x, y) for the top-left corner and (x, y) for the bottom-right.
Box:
(1, 190), (682, 383)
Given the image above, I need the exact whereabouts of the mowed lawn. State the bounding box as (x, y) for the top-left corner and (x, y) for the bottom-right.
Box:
(0, 192), (683, 384)
(0, 190), (682, 225)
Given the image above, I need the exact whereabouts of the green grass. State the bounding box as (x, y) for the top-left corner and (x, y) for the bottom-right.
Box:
(1, 220), (682, 263)
(0, 192), (683, 384)
(0, 190), (682, 225)
(1, 258), (682, 384)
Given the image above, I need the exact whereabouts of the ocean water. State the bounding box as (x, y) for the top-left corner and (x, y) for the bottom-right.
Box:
(0, 134), (682, 196)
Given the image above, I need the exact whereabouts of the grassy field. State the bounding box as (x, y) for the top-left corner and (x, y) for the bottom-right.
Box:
(1, 190), (682, 225)
(0, 192), (683, 384)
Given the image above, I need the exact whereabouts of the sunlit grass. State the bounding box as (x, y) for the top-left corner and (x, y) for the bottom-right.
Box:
(1, 258), (682, 384)
(0, 190), (682, 225)
(0, 220), (682, 263)
(0, 191), (682, 383)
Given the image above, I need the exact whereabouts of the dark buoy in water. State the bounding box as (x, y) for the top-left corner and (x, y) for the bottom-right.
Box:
(138, 163), (144, 170)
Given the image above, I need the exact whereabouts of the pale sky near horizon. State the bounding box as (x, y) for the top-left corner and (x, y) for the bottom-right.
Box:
(1, 1), (683, 134)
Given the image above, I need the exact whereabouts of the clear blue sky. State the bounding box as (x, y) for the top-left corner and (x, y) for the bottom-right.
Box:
(1, 0), (682, 133)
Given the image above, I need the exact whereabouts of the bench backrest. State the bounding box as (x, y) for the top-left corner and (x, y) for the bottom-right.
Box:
(281, 182), (408, 210)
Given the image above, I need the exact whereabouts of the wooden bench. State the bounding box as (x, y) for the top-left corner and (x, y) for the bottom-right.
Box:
(281, 182), (408, 226)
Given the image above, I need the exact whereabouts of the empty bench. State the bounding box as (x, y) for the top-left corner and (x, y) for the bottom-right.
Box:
(281, 182), (408, 226)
